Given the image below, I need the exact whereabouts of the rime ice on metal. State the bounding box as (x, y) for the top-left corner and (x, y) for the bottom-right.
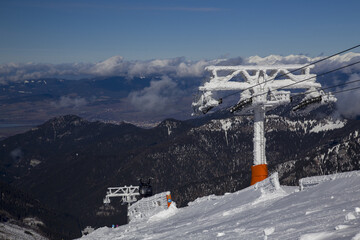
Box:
(128, 191), (172, 222)
(193, 65), (336, 167)
(103, 185), (140, 205)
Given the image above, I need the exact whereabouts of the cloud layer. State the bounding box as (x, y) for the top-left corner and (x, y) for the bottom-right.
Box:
(2, 53), (360, 118)
(2, 53), (360, 85)
(335, 73), (360, 118)
(0, 56), (214, 84)
(51, 96), (88, 109)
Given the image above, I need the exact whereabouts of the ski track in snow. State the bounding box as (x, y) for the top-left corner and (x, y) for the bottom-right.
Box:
(80, 171), (360, 240)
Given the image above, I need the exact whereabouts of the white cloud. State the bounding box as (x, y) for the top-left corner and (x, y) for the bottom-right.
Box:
(52, 96), (88, 108)
(0, 62), (92, 84)
(0, 56), (214, 84)
(245, 52), (360, 75)
(176, 60), (209, 77)
(90, 56), (128, 76)
(126, 57), (211, 78)
(128, 76), (183, 113)
(335, 73), (360, 118)
(247, 54), (314, 65)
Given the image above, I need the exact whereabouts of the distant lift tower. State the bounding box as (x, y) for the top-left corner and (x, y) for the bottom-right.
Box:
(192, 64), (336, 185)
(103, 185), (140, 205)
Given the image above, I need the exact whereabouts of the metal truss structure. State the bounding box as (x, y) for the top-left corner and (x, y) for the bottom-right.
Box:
(103, 185), (140, 205)
(193, 64), (336, 184)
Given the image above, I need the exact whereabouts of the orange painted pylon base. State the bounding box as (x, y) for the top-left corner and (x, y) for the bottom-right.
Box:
(250, 164), (268, 185)
(166, 194), (172, 208)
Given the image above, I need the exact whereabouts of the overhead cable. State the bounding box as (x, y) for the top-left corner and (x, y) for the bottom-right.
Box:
(219, 44), (360, 100)
(252, 60), (360, 99)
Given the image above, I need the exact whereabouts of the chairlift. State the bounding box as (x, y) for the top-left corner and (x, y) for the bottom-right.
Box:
(292, 96), (322, 111)
(193, 98), (222, 115)
(103, 196), (110, 204)
(139, 178), (153, 198)
(230, 98), (252, 113)
(192, 90), (222, 115)
(200, 106), (214, 114)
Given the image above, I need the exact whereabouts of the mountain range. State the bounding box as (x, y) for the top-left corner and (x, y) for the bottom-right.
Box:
(0, 103), (359, 238)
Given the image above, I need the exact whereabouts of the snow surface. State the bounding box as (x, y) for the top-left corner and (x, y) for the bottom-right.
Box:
(299, 171), (360, 191)
(283, 119), (317, 133)
(268, 118), (346, 134)
(309, 119), (346, 133)
(219, 119), (232, 145)
(80, 171), (360, 240)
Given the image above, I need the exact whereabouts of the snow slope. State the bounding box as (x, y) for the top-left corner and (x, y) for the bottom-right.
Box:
(80, 171), (360, 240)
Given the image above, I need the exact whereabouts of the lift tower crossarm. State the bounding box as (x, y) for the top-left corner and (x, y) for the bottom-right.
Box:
(103, 185), (140, 205)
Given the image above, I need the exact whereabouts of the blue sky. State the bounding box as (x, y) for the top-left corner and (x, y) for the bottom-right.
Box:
(1, 0), (360, 64)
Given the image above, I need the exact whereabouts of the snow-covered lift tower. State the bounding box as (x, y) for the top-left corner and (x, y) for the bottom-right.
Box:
(193, 64), (336, 185)
(103, 185), (140, 205)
